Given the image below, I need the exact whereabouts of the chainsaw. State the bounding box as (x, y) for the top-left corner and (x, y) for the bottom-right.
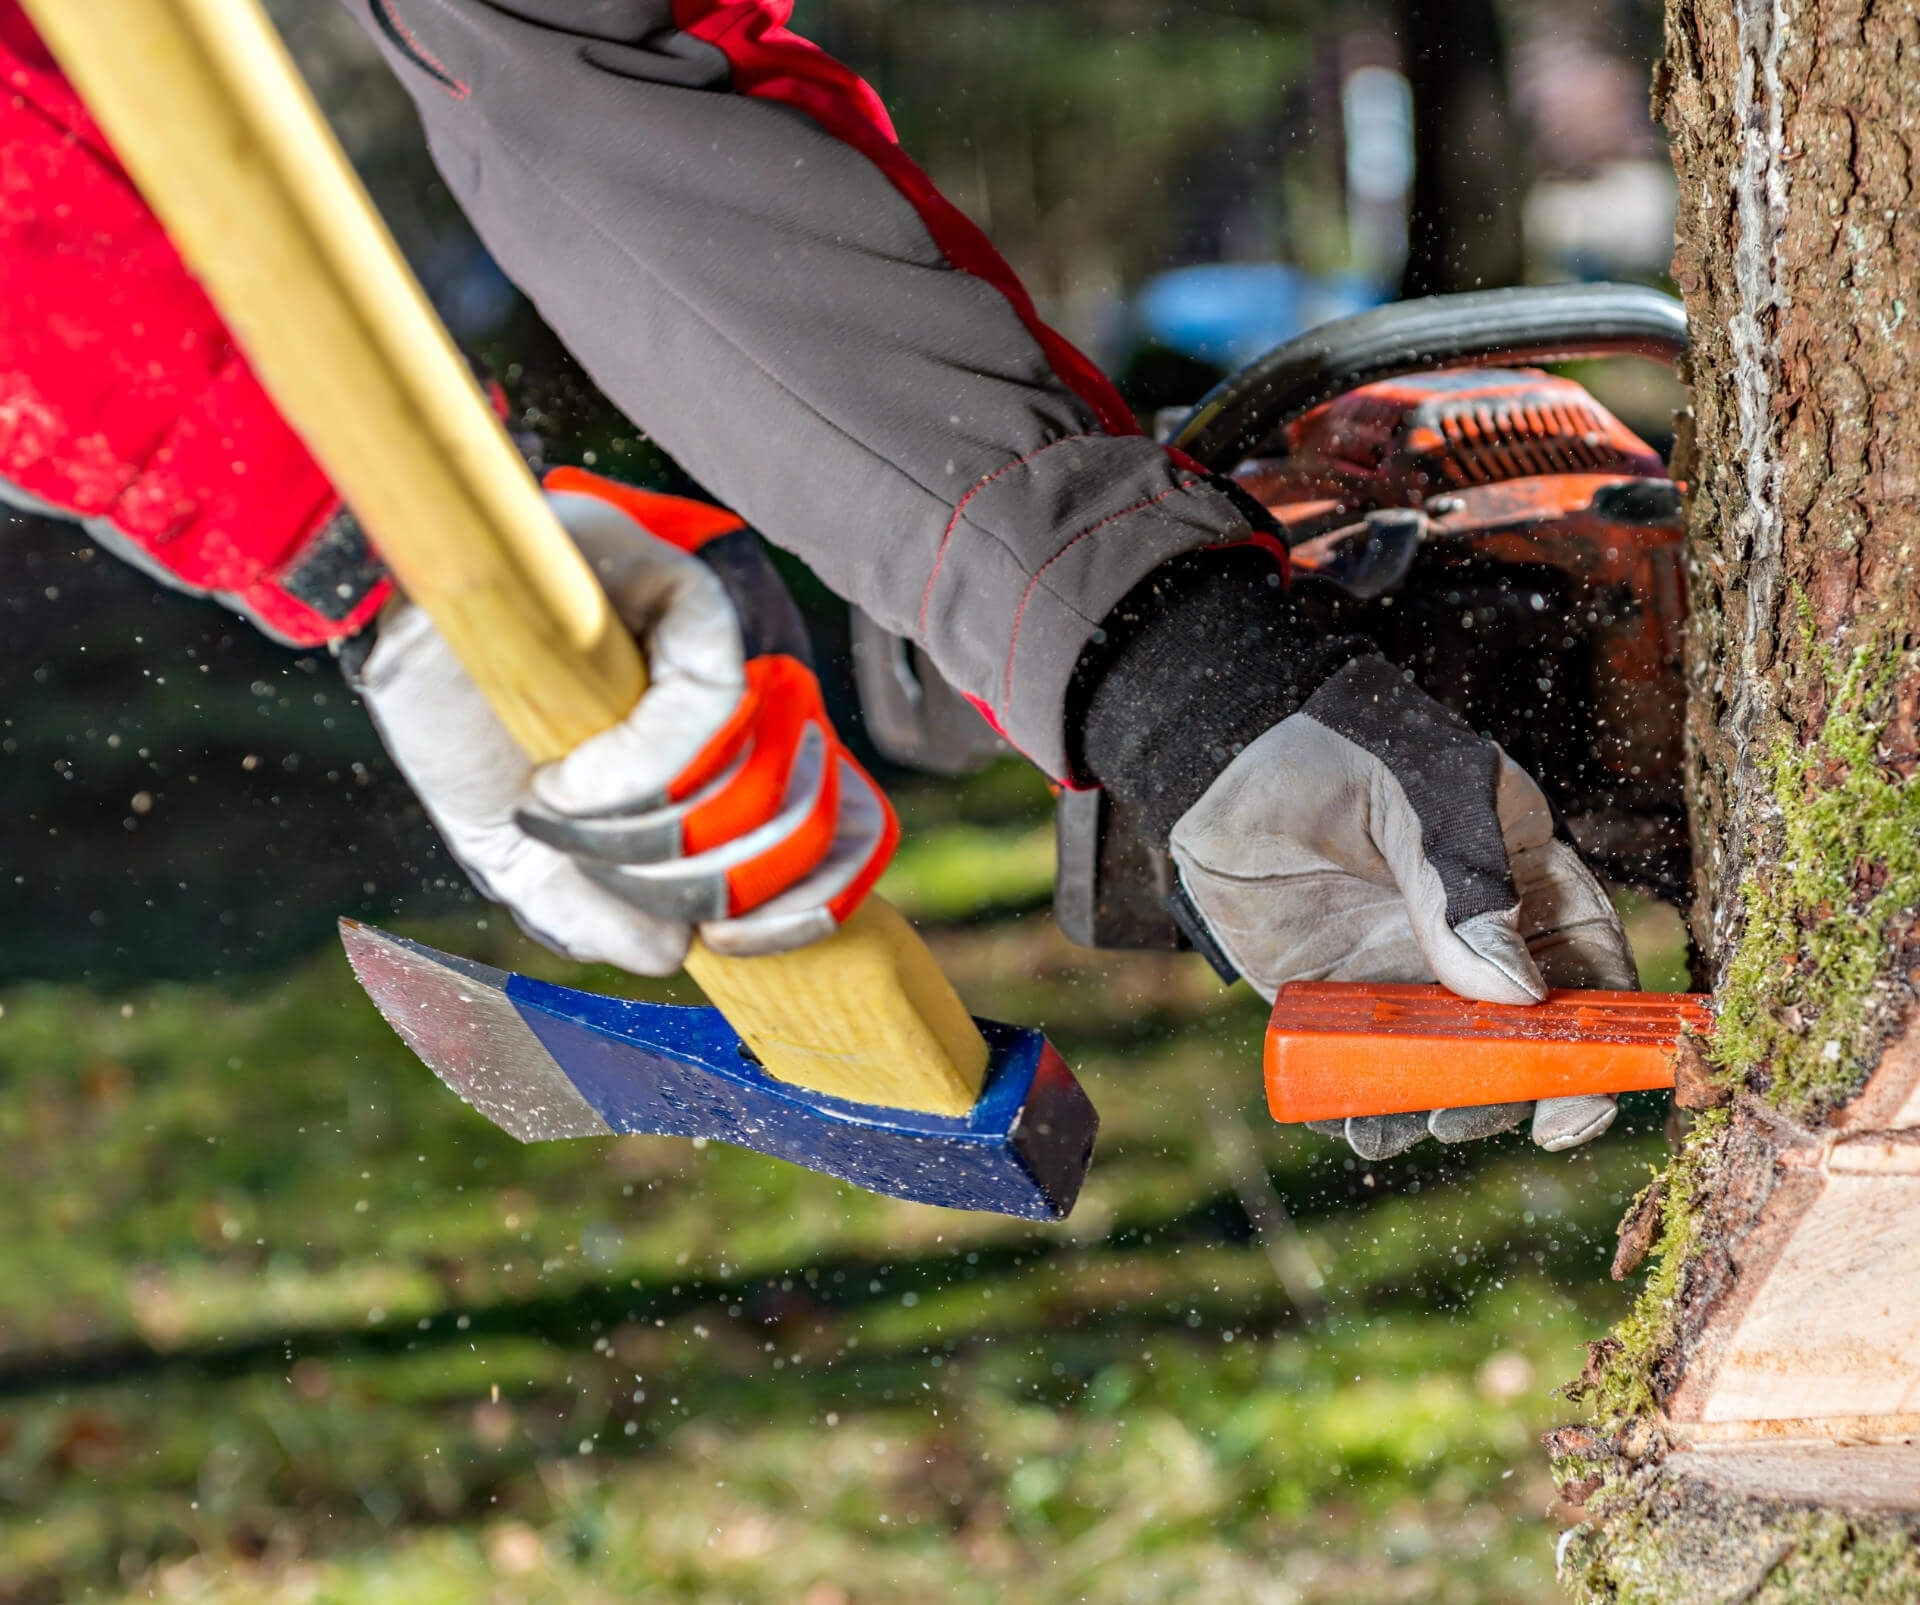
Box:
(1052, 282), (1694, 956)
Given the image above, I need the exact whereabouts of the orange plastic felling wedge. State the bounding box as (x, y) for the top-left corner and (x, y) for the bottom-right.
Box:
(1263, 983), (1712, 1124)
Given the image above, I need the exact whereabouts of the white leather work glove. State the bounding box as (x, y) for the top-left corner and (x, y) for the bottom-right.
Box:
(1169, 655), (1639, 1159)
(1074, 547), (1639, 1161)
(353, 479), (896, 974)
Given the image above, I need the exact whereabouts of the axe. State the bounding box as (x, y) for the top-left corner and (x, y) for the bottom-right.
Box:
(31, 0), (1096, 1219)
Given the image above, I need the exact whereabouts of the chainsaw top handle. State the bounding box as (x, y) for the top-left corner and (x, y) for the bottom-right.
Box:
(1169, 282), (1689, 472)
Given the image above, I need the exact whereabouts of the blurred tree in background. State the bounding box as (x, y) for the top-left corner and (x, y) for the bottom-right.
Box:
(794, 0), (1314, 349)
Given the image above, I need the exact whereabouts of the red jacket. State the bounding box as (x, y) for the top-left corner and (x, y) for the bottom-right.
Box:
(0, 0), (389, 645)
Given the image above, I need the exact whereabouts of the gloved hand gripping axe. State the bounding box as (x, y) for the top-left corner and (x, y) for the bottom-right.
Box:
(32, 0), (1096, 1219)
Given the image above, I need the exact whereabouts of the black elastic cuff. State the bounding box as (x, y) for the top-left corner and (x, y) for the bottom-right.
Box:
(1070, 544), (1364, 846)
(695, 527), (813, 666)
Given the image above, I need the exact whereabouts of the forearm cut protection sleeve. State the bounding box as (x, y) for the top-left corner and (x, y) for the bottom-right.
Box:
(349, 0), (1261, 775)
(0, 2), (392, 646)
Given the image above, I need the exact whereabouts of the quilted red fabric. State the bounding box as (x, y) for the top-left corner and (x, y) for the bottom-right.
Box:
(0, 0), (387, 643)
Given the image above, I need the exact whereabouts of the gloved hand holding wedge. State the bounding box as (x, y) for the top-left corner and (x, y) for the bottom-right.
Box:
(1075, 546), (1637, 1161)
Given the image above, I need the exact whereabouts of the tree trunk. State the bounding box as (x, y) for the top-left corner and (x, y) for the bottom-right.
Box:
(1554, 0), (1920, 1596)
(1393, 0), (1526, 297)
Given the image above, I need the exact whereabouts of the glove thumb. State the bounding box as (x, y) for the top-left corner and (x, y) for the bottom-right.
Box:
(1436, 907), (1550, 1004)
(1367, 766), (1548, 1004)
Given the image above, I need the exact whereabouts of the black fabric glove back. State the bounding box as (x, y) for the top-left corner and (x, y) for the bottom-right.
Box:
(1071, 543), (1361, 842)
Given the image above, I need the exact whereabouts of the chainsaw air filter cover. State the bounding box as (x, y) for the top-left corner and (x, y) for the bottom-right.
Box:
(1270, 367), (1666, 504)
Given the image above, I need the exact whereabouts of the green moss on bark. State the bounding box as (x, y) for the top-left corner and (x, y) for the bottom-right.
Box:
(1581, 640), (1919, 1429)
(1712, 640), (1920, 1119)
(1753, 1517), (1920, 1602)
(1560, 1479), (1920, 1603)
(1581, 1108), (1729, 1429)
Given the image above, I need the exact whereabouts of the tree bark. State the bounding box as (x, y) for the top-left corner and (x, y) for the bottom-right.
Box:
(1554, 0), (1920, 1597)
(1673, 0), (1920, 944)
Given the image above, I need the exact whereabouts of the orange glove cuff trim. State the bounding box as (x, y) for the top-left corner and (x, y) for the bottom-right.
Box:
(543, 466), (748, 554)
(681, 655), (826, 854)
(721, 752), (842, 917)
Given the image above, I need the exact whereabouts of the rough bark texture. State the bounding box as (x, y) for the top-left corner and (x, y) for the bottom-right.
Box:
(1556, 0), (1920, 1596)
(1673, 0), (1920, 940)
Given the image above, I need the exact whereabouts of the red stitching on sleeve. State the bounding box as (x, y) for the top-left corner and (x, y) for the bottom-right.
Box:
(370, 0), (470, 101)
(1000, 477), (1201, 712)
(916, 433), (1086, 637)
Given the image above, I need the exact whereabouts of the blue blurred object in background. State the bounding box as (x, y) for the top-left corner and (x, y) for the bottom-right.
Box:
(1131, 263), (1384, 371)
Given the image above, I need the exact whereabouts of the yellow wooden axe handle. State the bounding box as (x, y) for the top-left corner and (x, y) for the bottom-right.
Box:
(27, 0), (988, 1116)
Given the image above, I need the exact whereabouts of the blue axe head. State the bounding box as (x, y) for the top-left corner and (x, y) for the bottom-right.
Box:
(339, 922), (1098, 1221)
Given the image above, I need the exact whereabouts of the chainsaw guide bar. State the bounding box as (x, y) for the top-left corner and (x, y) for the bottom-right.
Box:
(1264, 983), (1711, 1123)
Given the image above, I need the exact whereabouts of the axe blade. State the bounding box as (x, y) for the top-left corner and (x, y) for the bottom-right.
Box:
(340, 922), (1097, 1221)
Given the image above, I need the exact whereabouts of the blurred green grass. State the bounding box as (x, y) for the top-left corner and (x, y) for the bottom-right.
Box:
(0, 762), (1688, 1603)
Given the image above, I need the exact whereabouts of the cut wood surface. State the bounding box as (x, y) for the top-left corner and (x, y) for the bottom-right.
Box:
(27, 0), (988, 1116)
(1670, 1443), (1920, 1513)
(1664, 1031), (1920, 1438)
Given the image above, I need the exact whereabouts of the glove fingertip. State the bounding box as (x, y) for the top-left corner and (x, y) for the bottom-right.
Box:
(1428, 1101), (1533, 1143)
(1345, 1112), (1429, 1160)
(1532, 1094), (1619, 1151)
(1447, 908), (1549, 1003)
(598, 926), (694, 978)
(698, 904), (837, 958)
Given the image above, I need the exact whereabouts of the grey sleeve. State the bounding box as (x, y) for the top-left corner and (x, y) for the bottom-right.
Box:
(341, 0), (1254, 776)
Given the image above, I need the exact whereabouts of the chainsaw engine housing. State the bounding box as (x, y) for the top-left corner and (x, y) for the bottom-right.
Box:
(1056, 362), (1689, 953)
(1247, 365), (1687, 902)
